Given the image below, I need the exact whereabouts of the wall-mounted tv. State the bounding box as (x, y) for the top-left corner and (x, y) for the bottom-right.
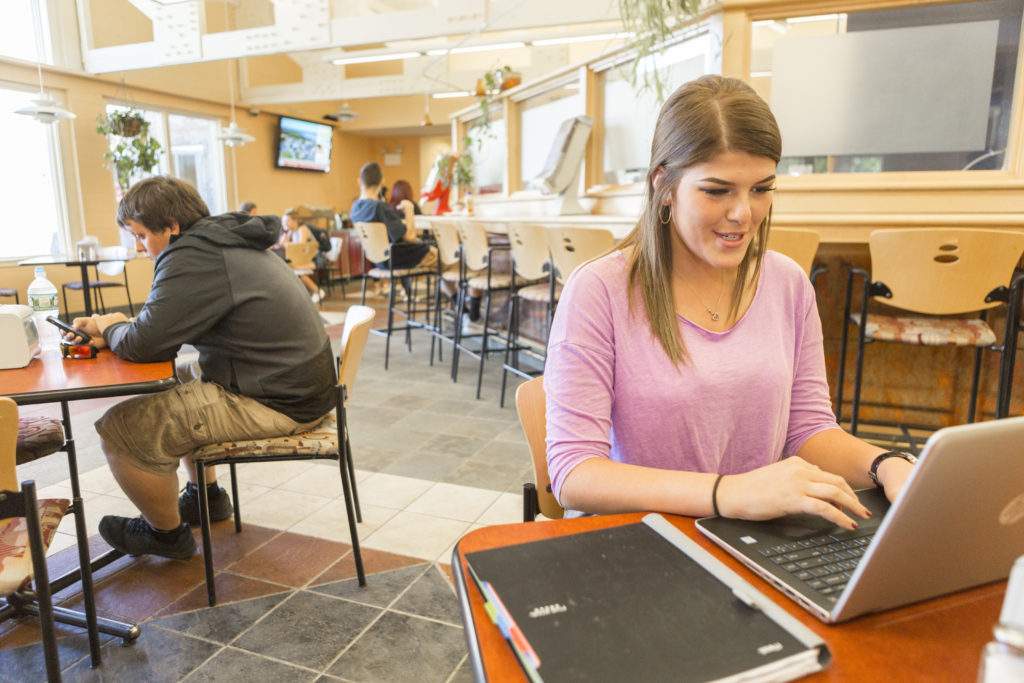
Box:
(275, 116), (334, 173)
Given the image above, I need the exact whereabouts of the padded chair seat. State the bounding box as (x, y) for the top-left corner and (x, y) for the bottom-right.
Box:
(467, 273), (512, 290)
(0, 498), (69, 593)
(367, 265), (434, 279)
(63, 281), (122, 291)
(517, 282), (561, 303)
(852, 313), (997, 347)
(193, 414), (339, 462)
(15, 416), (64, 466)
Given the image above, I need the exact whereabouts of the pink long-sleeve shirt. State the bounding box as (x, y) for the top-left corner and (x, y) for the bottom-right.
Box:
(543, 249), (840, 504)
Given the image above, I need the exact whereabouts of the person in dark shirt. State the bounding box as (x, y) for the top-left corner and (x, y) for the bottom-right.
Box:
(350, 162), (438, 271)
(388, 179), (424, 216)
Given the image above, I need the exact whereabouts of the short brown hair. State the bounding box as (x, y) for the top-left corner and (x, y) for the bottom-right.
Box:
(116, 176), (210, 233)
(359, 162), (383, 188)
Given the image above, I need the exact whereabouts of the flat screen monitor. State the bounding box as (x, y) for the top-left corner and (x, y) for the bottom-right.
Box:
(275, 116), (333, 173)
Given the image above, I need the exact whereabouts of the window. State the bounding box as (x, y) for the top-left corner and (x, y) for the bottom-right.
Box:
(0, 0), (49, 63)
(520, 85), (582, 187)
(0, 83), (70, 260)
(751, 0), (1024, 174)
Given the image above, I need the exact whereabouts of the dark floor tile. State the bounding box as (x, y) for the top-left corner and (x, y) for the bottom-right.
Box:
(310, 564), (428, 607)
(391, 566), (462, 625)
(152, 591), (291, 643)
(155, 572), (292, 617)
(327, 611), (465, 683)
(226, 532), (351, 588)
(62, 624), (220, 683)
(0, 630), (102, 683)
(185, 645), (317, 682)
(449, 658), (475, 683)
(466, 439), (530, 467)
(232, 591), (379, 670)
(417, 433), (489, 458)
(311, 548), (425, 585)
(379, 451), (463, 481)
(439, 460), (524, 492)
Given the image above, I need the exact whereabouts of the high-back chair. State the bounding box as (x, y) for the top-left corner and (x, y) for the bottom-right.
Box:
(191, 305), (376, 606)
(356, 221), (436, 369)
(516, 377), (564, 522)
(452, 221), (513, 399)
(0, 397), (102, 680)
(500, 223), (555, 407)
(428, 220), (463, 368)
(62, 246), (135, 320)
(285, 240), (318, 274)
(545, 226), (616, 287)
(323, 236), (348, 299)
(0, 288), (18, 304)
(766, 228), (820, 279)
(836, 229), (1024, 437)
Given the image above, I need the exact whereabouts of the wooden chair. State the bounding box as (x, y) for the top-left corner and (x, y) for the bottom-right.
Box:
(0, 397), (102, 680)
(836, 229), (1024, 438)
(516, 377), (564, 522)
(62, 247), (135, 320)
(500, 223), (555, 407)
(191, 305), (376, 606)
(452, 221), (512, 399)
(356, 222), (436, 369)
(545, 226), (615, 287)
(285, 240), (318, 276)
(766, 228), (820, 279)
(427, 220), (463, 369)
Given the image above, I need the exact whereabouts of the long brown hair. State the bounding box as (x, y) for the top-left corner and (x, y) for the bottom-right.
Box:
(618, 75), (782, 365)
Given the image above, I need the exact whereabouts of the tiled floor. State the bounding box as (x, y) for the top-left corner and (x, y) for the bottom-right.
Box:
(2, 290), (536, 682)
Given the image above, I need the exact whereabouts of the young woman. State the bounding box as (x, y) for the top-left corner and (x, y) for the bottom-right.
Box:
(544, 75), (914, 526)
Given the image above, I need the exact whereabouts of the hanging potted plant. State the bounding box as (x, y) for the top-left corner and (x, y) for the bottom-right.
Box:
(96, 108), (163, 194)
(618, 0), (703, 100)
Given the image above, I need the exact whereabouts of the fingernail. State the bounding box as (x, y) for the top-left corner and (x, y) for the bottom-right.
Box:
(851, 521), (858, 529)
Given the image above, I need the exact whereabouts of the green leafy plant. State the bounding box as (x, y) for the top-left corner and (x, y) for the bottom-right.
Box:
(96, 108), (163, 193)
(619, 0), (703, 101)
(436, 136), (475, 191)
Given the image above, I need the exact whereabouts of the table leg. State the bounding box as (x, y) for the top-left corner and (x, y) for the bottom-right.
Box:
(78, 262), (93, 317)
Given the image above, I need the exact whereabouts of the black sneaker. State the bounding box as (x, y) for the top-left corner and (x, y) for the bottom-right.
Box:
(98, 515), (196, 560)
(178, 482), (233, 525)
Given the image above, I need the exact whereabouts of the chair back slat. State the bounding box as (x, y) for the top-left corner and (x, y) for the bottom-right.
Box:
(339, 305), (376, 401)
(1, 398), (18, 495)
(868, 229), (1024, 315)
(284, 241), (318, 270)
(508, 223), (551, 281)
(766, 228), (819, 277)
(515, 377), (563, 520)
(355, 222), (392, 264)
(545, 227), (615, 284)
(455, 221), (492, 271)
(431, 221), (462, 268)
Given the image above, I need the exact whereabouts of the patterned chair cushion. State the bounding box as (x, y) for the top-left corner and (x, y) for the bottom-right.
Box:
(16, 416), (64, 465)
(853, 313), (997, 347)
(367, 265), (434, 280)
(518, 282), (561, 303)
(0, 498), (70, 594)
(192, 414), (340, 463)
(467, 274), (512, 290)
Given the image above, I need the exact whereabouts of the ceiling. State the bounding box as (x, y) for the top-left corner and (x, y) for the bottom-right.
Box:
(76, 0), (633, 110)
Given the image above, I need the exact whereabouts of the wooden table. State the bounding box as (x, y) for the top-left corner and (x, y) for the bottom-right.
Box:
(453, 513), (1004, 682)
(4, 345), (177, 641)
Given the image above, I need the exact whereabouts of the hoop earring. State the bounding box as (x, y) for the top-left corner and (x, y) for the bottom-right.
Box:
(659, 203), (673, 226)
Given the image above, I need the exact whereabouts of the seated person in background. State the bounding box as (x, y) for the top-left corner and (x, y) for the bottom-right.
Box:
(388, 180), (424, 217)
(65, 176), (335, 559)
(350, 161), (439, 275)
(278, 207), (326, 303)
(239, 200), (257, 215)
(544, 75), (914, 524)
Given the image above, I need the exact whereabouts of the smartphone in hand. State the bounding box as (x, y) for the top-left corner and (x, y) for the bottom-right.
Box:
(46, 315), (92, 343)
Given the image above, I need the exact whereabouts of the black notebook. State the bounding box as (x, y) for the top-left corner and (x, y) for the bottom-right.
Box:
(464, 514), (829, 683)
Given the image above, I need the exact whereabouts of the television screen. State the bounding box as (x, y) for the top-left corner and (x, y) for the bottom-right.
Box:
(275, 116), (333, 173)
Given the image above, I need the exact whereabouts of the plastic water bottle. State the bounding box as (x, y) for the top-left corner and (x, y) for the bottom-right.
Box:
(27, 266), (60, 346)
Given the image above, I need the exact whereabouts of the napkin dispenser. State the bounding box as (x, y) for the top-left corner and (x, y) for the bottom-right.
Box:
(0, 304), (40, 369)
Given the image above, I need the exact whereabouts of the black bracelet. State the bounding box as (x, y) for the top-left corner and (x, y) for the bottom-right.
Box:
(711, 474), (725, 517)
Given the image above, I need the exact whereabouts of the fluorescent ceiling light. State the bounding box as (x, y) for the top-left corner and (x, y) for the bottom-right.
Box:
(532, 32), (631, 46)
(331, 51), (422, 65)
(432, 91), (472, 99)
(426, 41), (526, 56)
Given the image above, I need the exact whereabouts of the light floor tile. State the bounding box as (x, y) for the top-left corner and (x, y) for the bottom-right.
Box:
(277, 461), (347, 498)
(361, 511), (471, 561)
(405, 482), (501, 523)
(475, 492), (523, 526)
(240, 487), (333, 531)
(46, 530), (79, 556)
(76, 466), (124, 496)
(72, 494), (144, 539)
(232, 460), (318, 489)
(288, 500), (399, 543)
(355, 472), (434, 510)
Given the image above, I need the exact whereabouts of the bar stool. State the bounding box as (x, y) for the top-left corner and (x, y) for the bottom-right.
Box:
(836, 228), (1024, 440)
(545, 226), (616, 331)
(500, 223), (555, 407)
(428, 220), (463, 369)
(452, 221), (512, 399)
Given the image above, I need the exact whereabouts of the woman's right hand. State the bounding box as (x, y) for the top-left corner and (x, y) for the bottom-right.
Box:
(715, 457), (870, 530)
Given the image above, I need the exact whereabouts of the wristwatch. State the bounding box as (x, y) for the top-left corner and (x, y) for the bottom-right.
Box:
(868, 451), (918, 488)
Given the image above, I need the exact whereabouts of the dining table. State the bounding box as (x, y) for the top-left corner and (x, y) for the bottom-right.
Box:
(19, 251), (137, 318)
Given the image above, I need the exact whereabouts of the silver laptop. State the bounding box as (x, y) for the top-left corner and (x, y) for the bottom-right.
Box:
(696, 416), (1024, 623)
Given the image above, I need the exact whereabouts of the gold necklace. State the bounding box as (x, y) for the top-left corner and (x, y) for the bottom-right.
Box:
(681, 273), (725, 321)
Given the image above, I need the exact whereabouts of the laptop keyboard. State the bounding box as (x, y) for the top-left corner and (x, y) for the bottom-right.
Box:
(758, 529), (875, 600)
